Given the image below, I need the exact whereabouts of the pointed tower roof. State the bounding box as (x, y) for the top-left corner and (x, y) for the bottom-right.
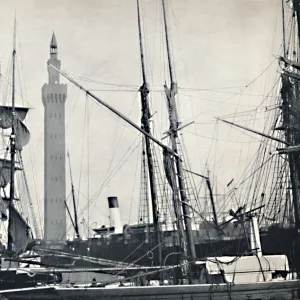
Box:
(50, 32), (57, 49)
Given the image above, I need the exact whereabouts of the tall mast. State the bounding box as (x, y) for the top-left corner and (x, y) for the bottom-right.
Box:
(206, 170), (218, 226)
(293, 0), (300, 58)
(8, 18), (17, 253)
(282, 0), (287, 58)
(136, 0), (162, 266)
(68, 152), (80, 239)
(281, 0), (300, 229)
(161, 0), (196, 260)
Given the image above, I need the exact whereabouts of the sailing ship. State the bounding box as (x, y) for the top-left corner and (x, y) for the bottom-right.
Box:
(0, 19), (60, 289)
(28, 0), (300, 281)
(1, 0), (300, 298)
(2, 228), (300, 300)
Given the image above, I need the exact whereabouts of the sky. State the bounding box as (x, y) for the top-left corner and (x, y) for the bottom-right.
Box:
(0, 0), (283, 240)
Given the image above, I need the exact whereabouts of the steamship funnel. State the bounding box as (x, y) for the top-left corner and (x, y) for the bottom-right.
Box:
(108, 196), (123, 234)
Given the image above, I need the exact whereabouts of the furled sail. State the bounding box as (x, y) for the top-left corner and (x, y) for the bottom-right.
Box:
(280, 56), (300, 72)
(0, 106), (29, 128)
(0, 106), (30, 150)
(15, 118), (30, 151)
(0, 158), (21, 188)
(0, 198), (8, 221)
(163, 149), (177, 190)
(9, 205), (31, 254)
(164, 85), (179, 132)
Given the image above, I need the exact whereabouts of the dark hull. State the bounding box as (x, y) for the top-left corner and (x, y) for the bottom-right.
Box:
(0, 269), (59, 290)
(40, 226), (300, 272)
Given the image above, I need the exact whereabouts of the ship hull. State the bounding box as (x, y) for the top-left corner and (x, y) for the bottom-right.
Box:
(1, 280), (300, 300)
(0, 269), (59, 290)
(39, 226), (300, 273)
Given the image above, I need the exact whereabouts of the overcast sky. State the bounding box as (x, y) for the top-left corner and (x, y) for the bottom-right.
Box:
(0, 0), (282, 239)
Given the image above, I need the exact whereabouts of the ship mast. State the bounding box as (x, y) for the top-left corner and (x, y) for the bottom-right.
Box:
(161, 0), (196, 261)
(7, 19), (17, 253)
(136, 0), (162, 266)
(68, 152), (80, 239)
(279, 0), (300, 229)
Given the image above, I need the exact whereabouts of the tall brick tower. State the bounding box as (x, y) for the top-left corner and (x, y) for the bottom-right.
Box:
(42, 33), (67, 243)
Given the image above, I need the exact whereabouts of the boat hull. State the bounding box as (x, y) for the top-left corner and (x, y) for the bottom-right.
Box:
(39, 226), (300, 272)
(0, 270), (59, 290)
(1, 280), (300, 300)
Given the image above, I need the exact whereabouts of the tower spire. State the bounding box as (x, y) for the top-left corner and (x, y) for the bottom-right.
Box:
(50, 32), (58, 56)
(48, 32), (60, 84)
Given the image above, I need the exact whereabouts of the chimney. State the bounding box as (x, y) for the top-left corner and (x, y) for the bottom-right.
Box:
(108, 197), (122, 234)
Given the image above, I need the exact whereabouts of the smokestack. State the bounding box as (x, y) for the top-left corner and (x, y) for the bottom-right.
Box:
(108, 197), (122, 234)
